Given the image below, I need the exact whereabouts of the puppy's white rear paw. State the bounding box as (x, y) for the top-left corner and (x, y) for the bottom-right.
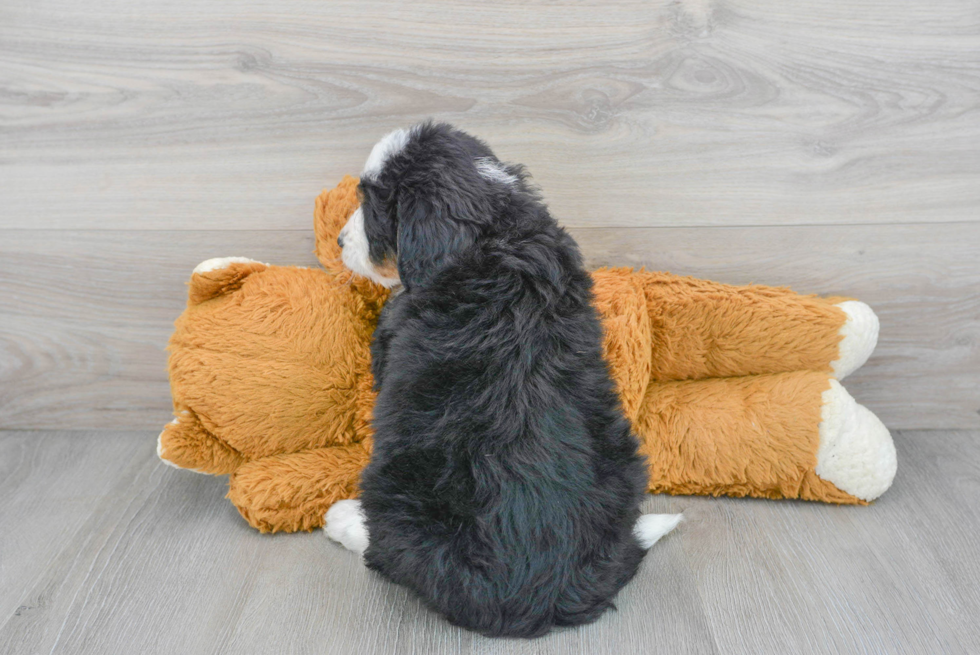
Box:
(816, 379), (897, 501)
(324, 499), (369, 554)
(831, 301), (879, 380)
(633, 513), (682, 549)
(193, 257), (267, 274)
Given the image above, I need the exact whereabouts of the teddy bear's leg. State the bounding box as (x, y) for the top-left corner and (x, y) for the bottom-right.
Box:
(635, 371), (895, 503)
(625, 270), (878, 381)
(227, 442), (371, 533)
(186, 257), (270, 305)
(157, 408), (245, 474)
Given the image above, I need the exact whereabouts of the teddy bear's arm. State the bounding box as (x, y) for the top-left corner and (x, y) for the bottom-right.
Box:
(227, 442), (372, 533)
(634, 371), (896, 504)
(157, 406), (245, 474)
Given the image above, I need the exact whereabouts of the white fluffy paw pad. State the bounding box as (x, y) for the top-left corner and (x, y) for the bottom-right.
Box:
(831, 301), (879, 380)
(192, 257), (267, 275)
(633, 513), (683, 549)
(324, 499), (370, 554)
(816, 380), (897, 501)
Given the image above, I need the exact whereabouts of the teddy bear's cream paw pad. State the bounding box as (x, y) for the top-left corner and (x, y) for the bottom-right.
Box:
(816, 380), (896, 501)
(193, 257), (267, 275)
(831, 301), (879, 380)
(324, 499), (369, 554)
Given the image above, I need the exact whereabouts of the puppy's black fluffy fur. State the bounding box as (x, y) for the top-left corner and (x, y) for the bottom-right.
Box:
(357, 123), (649, 638)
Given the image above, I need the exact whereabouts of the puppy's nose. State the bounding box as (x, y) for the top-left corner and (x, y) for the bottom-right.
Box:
(337, 234), (345, 248)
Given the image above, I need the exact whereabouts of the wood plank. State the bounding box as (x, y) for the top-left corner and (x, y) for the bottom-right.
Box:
(0, 432), (269, 654)
(0, 431), (717, 654)
(1, 430), (977, 653)
(2, 223), (976, 430)
(0, 431), (148, 624)
(677, 430), (980, 654)
(2, 0), (979, 230)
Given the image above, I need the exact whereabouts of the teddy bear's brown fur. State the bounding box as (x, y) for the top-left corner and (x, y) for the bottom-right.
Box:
(159, 176), (893, 533)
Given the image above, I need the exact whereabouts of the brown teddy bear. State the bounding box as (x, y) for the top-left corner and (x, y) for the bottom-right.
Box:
(158, 176), (896, 533)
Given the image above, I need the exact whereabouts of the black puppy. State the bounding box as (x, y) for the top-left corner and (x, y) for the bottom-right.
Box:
(326, 122), (680, 638)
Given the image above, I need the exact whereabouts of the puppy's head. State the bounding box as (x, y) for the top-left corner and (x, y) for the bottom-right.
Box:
(338, 122), (522, 290)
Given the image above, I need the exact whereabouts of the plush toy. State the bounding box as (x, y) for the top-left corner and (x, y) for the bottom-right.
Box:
(158, 176), (897, 533)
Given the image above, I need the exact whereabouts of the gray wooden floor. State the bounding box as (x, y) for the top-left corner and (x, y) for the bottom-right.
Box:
(3, 0), (980, 653)
(1, 429), (977, 655)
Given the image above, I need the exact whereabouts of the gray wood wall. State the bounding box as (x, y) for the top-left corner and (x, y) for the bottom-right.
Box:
(2, 0), (978, 431)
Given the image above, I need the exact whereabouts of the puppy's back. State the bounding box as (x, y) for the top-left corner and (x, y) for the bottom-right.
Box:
(361, 248), (651, 638)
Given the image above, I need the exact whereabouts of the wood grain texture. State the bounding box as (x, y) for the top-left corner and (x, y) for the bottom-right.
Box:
(2, 0), (979, 230)
(1, 430), (977, 654)
(680, 430), (980, 654)
(2, 223), (976, 431)
(3, 2), (978, 649)
(0, 431), (148, 625)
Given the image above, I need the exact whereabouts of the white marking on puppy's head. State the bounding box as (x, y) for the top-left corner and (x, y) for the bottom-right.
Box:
(338, 207), (401, 288)
(362, 127), (413, 181)
(344, 122), (512, 290)
(474, 157), (518, 186)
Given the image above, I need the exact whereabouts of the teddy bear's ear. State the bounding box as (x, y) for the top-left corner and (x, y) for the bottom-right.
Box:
(314, 175), (361, 275)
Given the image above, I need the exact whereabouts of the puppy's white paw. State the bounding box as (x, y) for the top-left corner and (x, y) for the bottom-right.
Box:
(816, 379), (897, 501)
(633, 513), (683, 549)
(324, 499), (369, 555)
(831, 301), (879, 380)
(192, 257), (267, 275)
